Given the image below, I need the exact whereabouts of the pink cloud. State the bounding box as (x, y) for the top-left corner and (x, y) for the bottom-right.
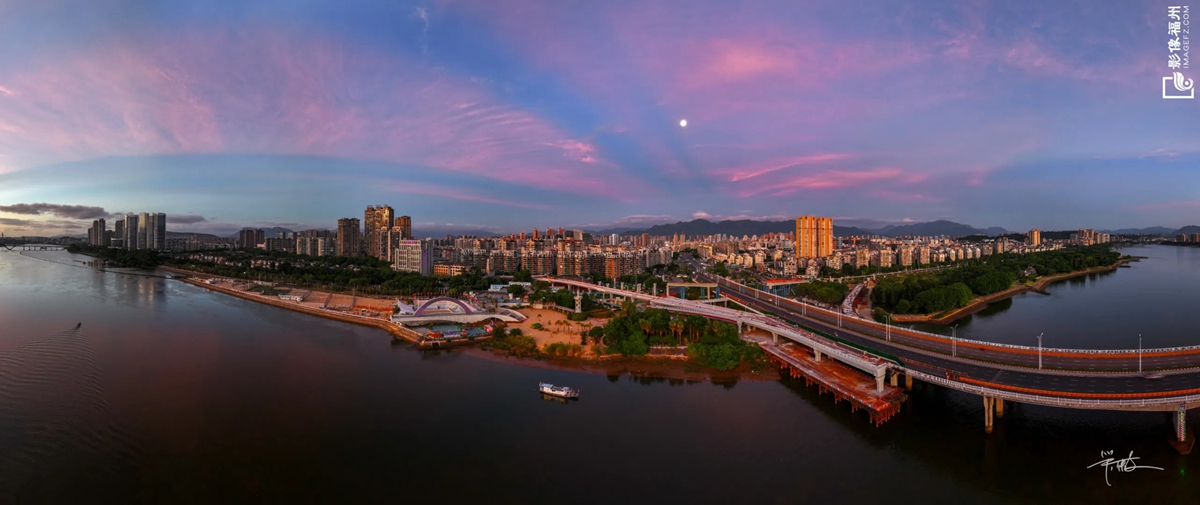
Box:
(0, 28), (633, 198)
(868, 190), (940, 202)
(712, 153), (854, 182)
(384, 181), (552, 210)
(735, 167), (925, 197)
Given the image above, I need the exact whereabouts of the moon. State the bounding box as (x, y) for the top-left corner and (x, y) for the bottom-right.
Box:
(679, 119), (688, 127)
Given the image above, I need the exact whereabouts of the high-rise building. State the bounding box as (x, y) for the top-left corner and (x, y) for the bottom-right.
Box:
(1077, 228), (1096, 246)
(146, 213), (166, 249)
(392, 239), (433, 275)
(1026, 228), (1041, 246)
(363, 205), (395, 258)
(113, 219), (125, 249)
(137, 212), (150, 250)
(395, 215), (412, 240)
(337, 218), (361, 257)
(379, 227), (407, 263)
(795, 216), (834, 259)
(238, 229), (264, 249)
(124, 214), (139, 250)
(90, 219), (107, 246)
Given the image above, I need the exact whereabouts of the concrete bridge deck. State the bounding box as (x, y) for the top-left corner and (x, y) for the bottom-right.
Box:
(547, 273), (1200, 448)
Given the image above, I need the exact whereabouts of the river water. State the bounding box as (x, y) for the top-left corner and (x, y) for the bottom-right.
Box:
(0, 246), (1197, 503)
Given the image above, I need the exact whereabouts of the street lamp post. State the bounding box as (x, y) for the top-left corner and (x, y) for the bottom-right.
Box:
(951, 324), (958, 357)
(1037, 332), (1044, 370)
(1139, 334), (1143, 373)
(886, 314), (891, 341)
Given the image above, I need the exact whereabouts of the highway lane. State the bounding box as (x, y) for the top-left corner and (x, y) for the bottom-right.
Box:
(554, 269), (1200, 398)
(693, 268), (1200, 372)
(723, 289), (1200, 396)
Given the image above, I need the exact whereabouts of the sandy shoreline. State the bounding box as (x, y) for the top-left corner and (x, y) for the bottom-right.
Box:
(891, 258), (1132, 325)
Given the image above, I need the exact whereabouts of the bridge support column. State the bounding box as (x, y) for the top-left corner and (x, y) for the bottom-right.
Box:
(904, 374), (912, 390)
(1178, 408), (1187, 443)
(983, 396), (995, 434)
(772, 332), (778, 344)
(890, 371), (898, 388)
(876, 373), (885, 393)
(995, 398), (1005, 419)
(813, 350), (821, 362)
(1169, 406), (1195, 454)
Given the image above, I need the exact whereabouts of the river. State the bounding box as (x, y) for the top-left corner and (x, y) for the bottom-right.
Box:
(0, 246), (1197, 503)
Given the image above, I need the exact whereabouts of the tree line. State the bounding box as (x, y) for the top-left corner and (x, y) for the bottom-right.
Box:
(596, 302), (762, 370)
(872, 245), (1121, 315)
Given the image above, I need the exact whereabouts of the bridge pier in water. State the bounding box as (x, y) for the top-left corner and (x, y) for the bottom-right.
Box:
(762, 342), (905, 426)
(983, 396), (996, 434)
(1171, 406), (1195, 455)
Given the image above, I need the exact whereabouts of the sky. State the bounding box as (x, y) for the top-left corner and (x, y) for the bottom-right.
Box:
(0, 0), (1197, 237)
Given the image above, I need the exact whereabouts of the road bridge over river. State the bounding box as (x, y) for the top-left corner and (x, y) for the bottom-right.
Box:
(545, 272), (1200, 451)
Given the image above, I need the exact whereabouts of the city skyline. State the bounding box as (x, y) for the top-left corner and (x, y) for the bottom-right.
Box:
(2, 1), (1199, 236)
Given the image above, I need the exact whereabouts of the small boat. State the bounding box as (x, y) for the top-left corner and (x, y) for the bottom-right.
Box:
(539, 382), (579, 398)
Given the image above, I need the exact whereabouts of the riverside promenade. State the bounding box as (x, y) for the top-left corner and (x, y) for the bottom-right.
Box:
(161, 267), (422, 344)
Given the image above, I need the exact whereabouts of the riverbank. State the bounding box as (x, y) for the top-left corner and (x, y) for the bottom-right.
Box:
(891, 258), (1133, 325)
(159, 265), (767, 381)
(160, 266), (423, 344)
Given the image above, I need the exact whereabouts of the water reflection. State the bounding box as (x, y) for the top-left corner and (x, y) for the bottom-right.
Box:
(1, 248), (1199, 502)
(915, 246), (1198, 349)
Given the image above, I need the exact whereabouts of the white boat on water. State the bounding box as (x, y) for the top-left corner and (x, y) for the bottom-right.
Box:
(539, 382), (579, 398)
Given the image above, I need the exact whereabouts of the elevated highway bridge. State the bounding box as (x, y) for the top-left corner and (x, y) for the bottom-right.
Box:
(545, 273), (1200, 450)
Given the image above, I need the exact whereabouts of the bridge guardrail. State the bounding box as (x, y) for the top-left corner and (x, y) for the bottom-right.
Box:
(714, 275), (1200, 356)
(549, 277), (887, 374)
(907, 369), (1200, 409)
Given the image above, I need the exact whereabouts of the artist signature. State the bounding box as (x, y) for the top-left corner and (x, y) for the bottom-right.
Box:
(1087, 450), (1163, 486)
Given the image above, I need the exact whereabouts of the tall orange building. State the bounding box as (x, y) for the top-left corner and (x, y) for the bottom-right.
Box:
(395, 215), (412, 239)
(795, 216), (834, 258)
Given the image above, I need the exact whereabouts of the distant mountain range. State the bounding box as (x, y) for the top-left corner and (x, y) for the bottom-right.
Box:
(618, 218), (1006, 238)
(164, 221), (1200, 241)
(617, 219), (871, 237)
(876, 220), (1008, 237)
(223, 227), (298, 239)
(411, 226), (499, 239)
(1102, 227), (1178, 235)
(165, 231), (222, 240)
(209, 226), (500, 239)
